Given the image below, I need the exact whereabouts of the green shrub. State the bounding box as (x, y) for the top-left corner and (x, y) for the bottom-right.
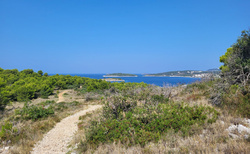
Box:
(221, 90), (250, 118)
(69, 101), (80, 106)
(15, 103), (54, 121)
(38, 100), (56, 106)
(83, 100), (219, 150)
(0, 121), (18, 141)
(151, 94), (169, 104)
(55, 102), (68, 111)
(102, 96), (137, 120)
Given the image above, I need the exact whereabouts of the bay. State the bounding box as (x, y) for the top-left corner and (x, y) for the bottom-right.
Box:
(68, 74), (200, 87)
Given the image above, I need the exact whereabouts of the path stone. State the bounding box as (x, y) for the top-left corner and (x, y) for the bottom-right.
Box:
(32, 105), (102, 154)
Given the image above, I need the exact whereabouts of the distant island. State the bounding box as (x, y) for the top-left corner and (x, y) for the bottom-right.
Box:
(145, 69), (221, 78)
(103, 73), (138, 77)
(103, 78), (124, 82)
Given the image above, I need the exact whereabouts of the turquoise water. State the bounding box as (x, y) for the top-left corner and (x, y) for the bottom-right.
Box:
(69, 74), (200, 87)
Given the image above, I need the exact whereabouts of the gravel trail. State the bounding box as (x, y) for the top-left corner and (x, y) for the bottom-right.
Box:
(57, 90), (70, 103)
(31, 105), (102, 154)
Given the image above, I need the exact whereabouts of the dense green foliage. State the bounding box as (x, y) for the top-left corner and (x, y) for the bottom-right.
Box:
(82, 95), (219, 149)
(217, 29), (250, 117)
(0, 68), (147, 110)
(220, 30), (250, 86)
(15, 102), (54, 121)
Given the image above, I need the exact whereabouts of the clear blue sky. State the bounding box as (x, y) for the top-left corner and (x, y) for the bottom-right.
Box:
(1, 0), (250, 74)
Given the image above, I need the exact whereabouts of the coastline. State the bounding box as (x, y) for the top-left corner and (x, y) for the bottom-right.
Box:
(102, 78), (125, 82)
(103, 75), (138, 77)
(144, 75), (201, 78)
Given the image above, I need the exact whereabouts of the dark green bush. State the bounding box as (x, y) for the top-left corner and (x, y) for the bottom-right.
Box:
(55, 102), (68, 111)
(15, 103), (54, 121)
(151, 94), (169, 104)
(0, 68), (149, 111)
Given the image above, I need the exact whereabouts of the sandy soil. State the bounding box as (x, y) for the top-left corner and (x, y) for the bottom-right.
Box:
(57, 90), (71, 103)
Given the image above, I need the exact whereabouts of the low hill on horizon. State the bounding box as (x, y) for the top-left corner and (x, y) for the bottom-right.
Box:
(145, 69), (220, 78)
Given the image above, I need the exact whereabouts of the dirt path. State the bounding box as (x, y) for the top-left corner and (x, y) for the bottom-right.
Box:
(57, 90), (70, 103)
(31, 105), (102, 154)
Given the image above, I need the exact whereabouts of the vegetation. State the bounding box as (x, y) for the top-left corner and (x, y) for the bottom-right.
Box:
(14, 102), (54, 121)
(0, 29), (249, 154)
(103, 78), (124, 82)
(75, 29), (249, 153)
(0, 68), (147, 110)
(217, 29), (250, 117)
(220, 30), (250, 86)
(82, 96), (219, 150)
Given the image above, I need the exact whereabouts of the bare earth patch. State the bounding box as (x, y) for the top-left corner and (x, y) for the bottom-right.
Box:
(57, 90), (71, 103)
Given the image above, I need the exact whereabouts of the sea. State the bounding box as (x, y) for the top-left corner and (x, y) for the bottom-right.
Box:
(67, 74), (201, 87)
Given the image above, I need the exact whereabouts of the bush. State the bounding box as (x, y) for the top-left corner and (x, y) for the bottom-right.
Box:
(54, 102), (68, 111)
(15, 103), (54, 121)
(83, 99), (219, 150)
(221, 87), (250, 118)
(102, 96), (137, 120)
(0, 121), (18, 141)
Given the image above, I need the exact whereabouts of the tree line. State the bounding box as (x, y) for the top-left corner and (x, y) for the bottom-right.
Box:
(0, 68), (147, 110)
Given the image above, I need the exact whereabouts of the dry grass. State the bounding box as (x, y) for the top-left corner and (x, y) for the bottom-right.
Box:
(81, 111), (249, 154)
(75, 85), (250, 153)
(0, 89), (101, 154)
(9, 102), (92, 153)
(67, 108), (104, 153)
(2, 85), (249, 153)
(57, 89), (86, 103)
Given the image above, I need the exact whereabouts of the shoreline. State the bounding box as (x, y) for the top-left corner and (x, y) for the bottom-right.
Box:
(102, 78), (125, 82)
(103, 75), (138, 77)
(144, 75), (201, 78)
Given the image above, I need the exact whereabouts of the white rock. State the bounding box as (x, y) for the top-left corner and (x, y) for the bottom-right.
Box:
(243, 118), (250, 126)
(227, 125), (238, 132)
(237, 124), (250, 134)
(5, 147), (9, 150)
(229, 133), (238, 139)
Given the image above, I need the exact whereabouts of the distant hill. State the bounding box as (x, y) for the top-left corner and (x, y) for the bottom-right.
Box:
(103, 73), (138, 77)
(207, 68), (221, 72)
(145, 69), (221, 78)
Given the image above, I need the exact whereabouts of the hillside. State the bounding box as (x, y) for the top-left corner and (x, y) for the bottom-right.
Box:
(145, 69), (220, 78)
(0, 67), (249, 153)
